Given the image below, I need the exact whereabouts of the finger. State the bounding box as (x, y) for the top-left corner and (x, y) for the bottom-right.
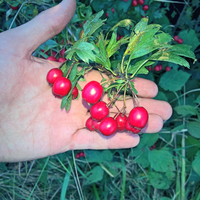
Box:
(69, 128), (140, 150)
(11, 0), (76, 55)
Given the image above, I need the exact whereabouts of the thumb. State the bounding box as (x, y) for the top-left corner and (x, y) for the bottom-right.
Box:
(15, 0), (76, 55)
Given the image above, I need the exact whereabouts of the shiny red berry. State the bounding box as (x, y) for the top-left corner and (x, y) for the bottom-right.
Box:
(46, 68), (63, 85)
(90, 101), (109, 121)
(72, 86), (78, 99)
(47, 56), (58, 62)
(92, 119), (101, 130)
(143, 5), (149, 11)
(82, 81), (103, 104)
(115, 113), (127, 131)
(125, 120), (141, 134)
(86, 117), (95, 131)
(154, 65), (160, 71)
(99, 117), (118, 136)
(128, 107), (148, 129)
(60, 49), (66, 57)
(52, 77), (71, 97)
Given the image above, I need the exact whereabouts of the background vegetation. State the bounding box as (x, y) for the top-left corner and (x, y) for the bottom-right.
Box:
(0, 0), (200, 199)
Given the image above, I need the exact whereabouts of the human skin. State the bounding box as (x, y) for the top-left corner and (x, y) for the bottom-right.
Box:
(0, 0), (172, 162)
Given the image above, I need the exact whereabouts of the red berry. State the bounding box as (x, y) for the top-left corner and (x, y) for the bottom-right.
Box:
(79, 152), (85, 157)
(106, 13), (109, 17)
(47, 56), (58, 62)
(154, 65), (160, 71)
(173, 35), (179, 41)
(138, 0), (145, 5)
(117, 35), (120, 41)
(143, 5), (149, 11)
(90, 101), (109, 121)
(72, 86), (78, 99)
(128, 107), (148, 129)
(177, 38), (183, 44)
(60, 49), (65, 57)
(86, 117), (95, 131)
(82, 81), (103, 104)
(111, 8), (115, 13)
(52, 77), (71, 97)
(132, 0), (138, 7)
(158, 64), (163, 71)
(52, 51), (57, 57)
(99, 117), (118, 136)
(125, 120), (141, 134)
(58, 57), (67, 63)
(165, 66), (171, 71)
(92, 119), (101, 130)
(46, 68), (63, 85)
(76, 153), (80, 159)
(10, 5), (19, 10)
(115, 113), (127, 131)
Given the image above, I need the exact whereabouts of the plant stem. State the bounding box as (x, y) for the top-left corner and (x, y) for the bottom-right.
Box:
(66, 61), (77, 78)
(121, 55), (126, 74)
(130, 59), (148, 79)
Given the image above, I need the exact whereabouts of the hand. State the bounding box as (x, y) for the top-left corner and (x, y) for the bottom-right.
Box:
(0, 0), (172, 162)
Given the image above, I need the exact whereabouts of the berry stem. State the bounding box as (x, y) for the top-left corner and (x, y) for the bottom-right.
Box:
(100, 77), (119, 85)
(107, 82), (128, 108)
(128, 82), (139, 107)
(123, 84), (127, 110)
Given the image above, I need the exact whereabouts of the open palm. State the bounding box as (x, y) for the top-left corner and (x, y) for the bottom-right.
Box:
(0, 0), (172, 162)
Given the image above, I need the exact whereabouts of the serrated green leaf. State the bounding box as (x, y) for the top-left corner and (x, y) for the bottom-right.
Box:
(174, 105), (198, 116)
(85, 150), (113, 163)
(85, 166), (104, 185)
(83, 10), (106, 37)
(192, 150), (200, 176)
(134, 147), (150, 168)
(65, 95), (72, 112)
(169, 44), (196, 61)
(134, 17), (148, 34)
(149, 50), (190, 68)
(148, 149), (175, 172)
(159, 69), (191, 92)
(148, 172), (171, 189)
(138, 133), (159, 148)
(186, 122), (200, 139)
(130, 81), (138, 94)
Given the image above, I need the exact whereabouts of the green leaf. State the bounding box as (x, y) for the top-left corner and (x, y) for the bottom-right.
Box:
(69, 63), (78, 81)
(148, 149), (175, 172)
(149, 50), (190, 68)
(159, 69), (191, 92)
(186, 122), (200, 139)
(134, 17), (148, 34)
(134, 147), (150, 168)
(192, 150), (200, 176)
(148, 172), (171, 189)
(85, 166), (104, 185)
(65, 95), (72, 112)
(174, 105), (198, 116)
(169, 44), (196, 61)
(128, 60), (154, 75)
(83, 10), (106, 37)
(61, 95), (68, 109)
(130, 81), (138, 94)
(137, 133), (159, 148)
(178, 29), (200, 51)
(85, 150), (113, 163)
(110, 19), (133, 32)
(160, 197), (171, 200)
(195, 95), (200, 104)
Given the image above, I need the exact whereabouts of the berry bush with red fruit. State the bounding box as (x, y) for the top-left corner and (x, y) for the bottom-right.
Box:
(1, 0), (200, 199)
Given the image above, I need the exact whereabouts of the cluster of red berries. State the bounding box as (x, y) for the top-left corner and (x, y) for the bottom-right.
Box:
(173, 35), (183, 44)
(76, 152), (85, 159)
(132, 0), (149, 11)
(147, 65), (171, 72)
(46, 68), (78, 99)
(83, 81), (148, 136)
